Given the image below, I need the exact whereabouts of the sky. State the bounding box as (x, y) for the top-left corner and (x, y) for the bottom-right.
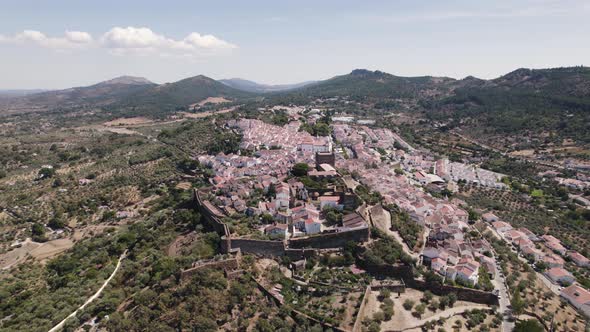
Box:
(0, 0), (589, 89)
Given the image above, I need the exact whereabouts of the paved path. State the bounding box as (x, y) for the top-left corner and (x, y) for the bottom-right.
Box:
(471, 223), (513, 331)
(48, 250), (127, 332)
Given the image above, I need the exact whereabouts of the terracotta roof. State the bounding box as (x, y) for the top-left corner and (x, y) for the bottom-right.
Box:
(561, 284), (590, 305)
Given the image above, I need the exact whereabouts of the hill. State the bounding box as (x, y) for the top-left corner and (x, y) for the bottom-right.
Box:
(120, 75), (253, 111)
(219, 78), (316, 93)
(426, 66), (590, 144)
(0, 89), (48, 98)
(0, 76), (156, 114)
(272, 69), (457, 104)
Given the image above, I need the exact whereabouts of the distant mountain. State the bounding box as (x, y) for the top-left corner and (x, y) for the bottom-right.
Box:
(276, 69), (457, 102)
(427, 66), (590, 143)
(219, 78), (317, 93)
(0, 76), (156, 112)
(120, 75), (253, 111)
(95, 76), (154, 86)
(0, 89), (49, 98)
(0, 74), (256, 116)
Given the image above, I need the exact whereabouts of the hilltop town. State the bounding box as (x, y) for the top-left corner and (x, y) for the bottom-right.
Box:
(1, 70), (590, 332)
(181, 105), (590, 331)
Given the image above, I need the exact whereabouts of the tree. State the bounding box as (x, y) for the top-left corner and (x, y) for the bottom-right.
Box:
(378, 288), (392, 301)
(422, 290), (433, 303)
(514, 319), (543, 332)
(447, 293), (458, 307)
(511, 290), (526, 315)
(32, 223), (45, 236)
(413, 303), (426, 318)
(292, 163), (309, 177)
(261, 213), (274, 224)
(403, 299), (414, 311)
(48, 216), (66, 230)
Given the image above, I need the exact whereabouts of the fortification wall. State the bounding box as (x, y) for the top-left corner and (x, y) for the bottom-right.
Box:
(228, 238), (286, 257)
(180, 257), (239, 281)
(411, 280), (499, 305)
(193, 189), (230, 235)
(352, 286), (372, 332)
(289, 227), (369, 249)
(362, 263), (498, 305)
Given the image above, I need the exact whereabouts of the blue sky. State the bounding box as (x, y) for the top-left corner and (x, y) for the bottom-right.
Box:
(1, 0), (589, 89)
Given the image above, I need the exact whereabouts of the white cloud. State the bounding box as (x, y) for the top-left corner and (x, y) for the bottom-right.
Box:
(65, 30), (93, 44)
(0, 26), (237, 57)
(2, 30), (94, 49)
(100, 26), (236, 56)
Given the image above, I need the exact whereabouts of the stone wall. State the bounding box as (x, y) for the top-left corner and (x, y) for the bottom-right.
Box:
(227, 238), (286, 257)
(193, 189), (230, 236)
(289, 227), (370, 249)
(180, 257), (239, 281)
(411, 280), (499, 305)
(363, 263), (498, 305)
(352, 285), (372, 332)
(363, 263), (415, 282)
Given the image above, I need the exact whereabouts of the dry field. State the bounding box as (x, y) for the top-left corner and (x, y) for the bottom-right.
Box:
(362, 288), (490, 331)
(103, 117), (154, 127)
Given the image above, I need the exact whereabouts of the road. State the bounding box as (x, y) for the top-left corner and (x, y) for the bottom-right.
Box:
(471, 224), (514, 332)
(48, 250), (127, 332)
(491, 255), (514, 332)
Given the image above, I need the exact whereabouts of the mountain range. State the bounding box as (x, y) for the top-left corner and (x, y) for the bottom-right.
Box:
(1, 67), (589, 142)
(219, 78), (317, 93)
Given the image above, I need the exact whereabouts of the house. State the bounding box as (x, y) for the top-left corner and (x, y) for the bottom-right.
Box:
(542, 254), (565, 268)
(517, 227), (540, 241)
(482, 212), (499, 223)
(304, 219), (322, 234)
(454, 209), (468, 222)
(569, 251), (590, 268)
(521, 246), (544, 262)
(543, 235), (567, 255)
(422, 247), (440, 264)
(560, 284), (590, 318)
(265, 224), (288, 238)
(545, 267), (575, 285)
(491, 221), (512, 233)
(450, 257), (480, 285)
(456, 265), (479, 285)
(445, 267), (457, 281)
(319, 196), (342, 210)
(275, 183), (290, 209)
(431, 257), (447, 275)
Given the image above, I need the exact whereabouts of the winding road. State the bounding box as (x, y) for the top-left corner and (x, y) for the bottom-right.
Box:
(48, 250), (127, 332)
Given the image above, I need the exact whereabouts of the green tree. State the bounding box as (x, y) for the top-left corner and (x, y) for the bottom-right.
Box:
(403, 299), (414, 311)
(514, 319), (544, 332)
(292, 163), (310, 177)
(511, 290), (526, 315)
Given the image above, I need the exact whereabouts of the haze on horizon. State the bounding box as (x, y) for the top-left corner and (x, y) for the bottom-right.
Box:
(0, 0), (589, 89)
